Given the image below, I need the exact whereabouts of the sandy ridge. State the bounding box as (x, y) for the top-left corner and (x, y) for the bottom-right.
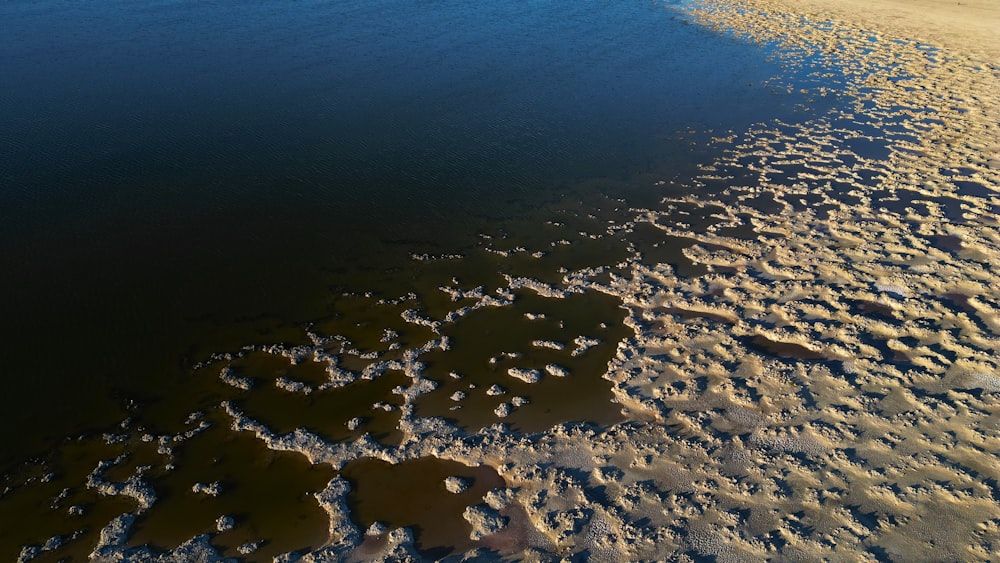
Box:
(753, 0), (1000, 62)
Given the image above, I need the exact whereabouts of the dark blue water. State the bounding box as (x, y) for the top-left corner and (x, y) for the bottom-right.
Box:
(0, 0), (797, 469)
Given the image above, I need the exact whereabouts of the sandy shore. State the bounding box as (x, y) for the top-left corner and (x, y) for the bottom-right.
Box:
(9, 0), (1000, 561)
(761, 0), (1000, 61)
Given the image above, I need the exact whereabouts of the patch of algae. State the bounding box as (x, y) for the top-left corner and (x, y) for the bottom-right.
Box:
(10, 0), (1000, 561)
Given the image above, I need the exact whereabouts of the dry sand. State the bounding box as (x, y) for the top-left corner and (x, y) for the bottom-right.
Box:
(764, 0), (1000, 62)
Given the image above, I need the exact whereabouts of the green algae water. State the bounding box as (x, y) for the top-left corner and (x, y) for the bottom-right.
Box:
(0, 0), (833, 559)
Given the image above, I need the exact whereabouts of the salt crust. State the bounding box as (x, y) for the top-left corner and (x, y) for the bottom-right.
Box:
(38, 0), (1000, 561)
(544, 364), (570, 377)
(444, 476), (469, 494)
(236, 540), (263, 555)
(218, 366), (252, 391)
(463, 504), (508, 540)
(191, 481), (222, 496)
(215, 515), (235, 532)
(507, 368), (541, 384)
(493, 402), (513, 418)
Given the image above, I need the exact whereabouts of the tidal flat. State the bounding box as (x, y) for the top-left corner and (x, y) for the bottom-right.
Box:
(2, 0), (999, 561)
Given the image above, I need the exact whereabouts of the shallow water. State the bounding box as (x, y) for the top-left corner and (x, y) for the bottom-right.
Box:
(125, 418), (335, 561)
(340, 458), (505, 558)
(0, 0), (802, 472)
(0, 0), (835, 559)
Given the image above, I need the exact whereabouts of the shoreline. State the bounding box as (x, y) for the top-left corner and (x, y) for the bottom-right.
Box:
(7, 0), (1000, 560)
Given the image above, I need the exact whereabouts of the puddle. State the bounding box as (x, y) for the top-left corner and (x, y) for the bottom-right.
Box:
(236, 371), (408, 447)
(340, 457), (504, 559)
(310, 294), (437, 357)
(415, 290), (629, 432)
(127, 418), (334, 560)
(0, 437), (137, 562)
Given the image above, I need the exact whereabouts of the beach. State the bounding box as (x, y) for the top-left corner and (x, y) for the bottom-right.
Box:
(766, 0), (1000, 61)
(3, 0), (1000, 560)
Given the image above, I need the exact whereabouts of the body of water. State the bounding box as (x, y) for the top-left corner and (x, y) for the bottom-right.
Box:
(0, 0), (822, 559)
(1, 0), (797, 469)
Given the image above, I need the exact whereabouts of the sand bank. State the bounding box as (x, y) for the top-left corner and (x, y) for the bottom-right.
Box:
(760, 0), (1000, 62)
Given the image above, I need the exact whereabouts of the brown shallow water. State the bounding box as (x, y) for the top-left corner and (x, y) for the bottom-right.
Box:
(126, 418), (335, 561)
(415, 290), (630, 432)
(340, 458), (505, 559)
